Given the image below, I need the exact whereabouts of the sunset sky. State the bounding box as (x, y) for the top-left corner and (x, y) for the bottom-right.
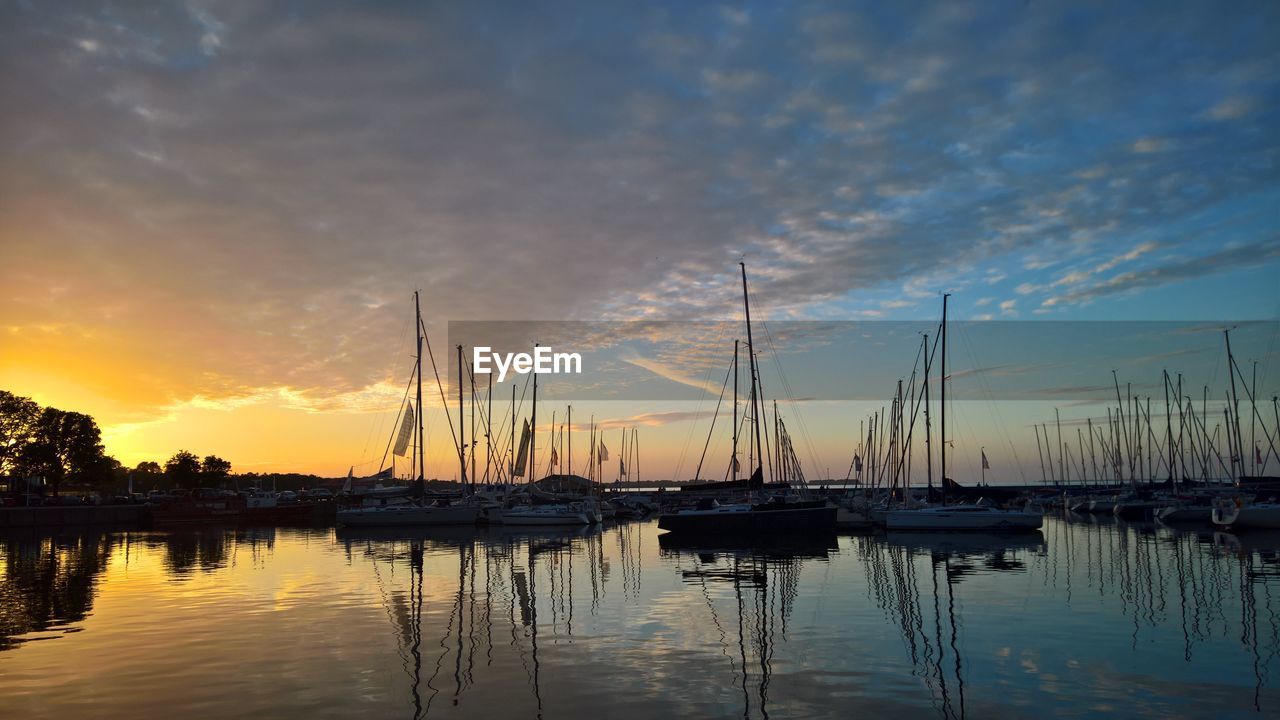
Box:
(2, 1), (1277, 483)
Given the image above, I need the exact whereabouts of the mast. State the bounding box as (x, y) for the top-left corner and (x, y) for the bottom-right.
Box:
(740, 262), (765, 489)
(940, 293), (949, 501)
(1224, 329), (1244, 482)
(531, 343), (538, 485)
(511, 383), (516, 482)
(923, 332), (933, 490)
(732, 339), (739, 483)
(457, 344), (466, 490)
(486, 371), (492, 485)
(470, 359), (477, 490)
(415, 291), (425, 485)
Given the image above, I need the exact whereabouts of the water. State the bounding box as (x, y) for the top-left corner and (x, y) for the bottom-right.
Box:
(1, 517), (1277, 719)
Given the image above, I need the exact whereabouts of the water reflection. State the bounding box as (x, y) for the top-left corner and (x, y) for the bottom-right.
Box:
(0, 530), (115, 650)
(0, 519), (1278, 718)
(336, 525), (613, 718)
(658, 532), (838, 720)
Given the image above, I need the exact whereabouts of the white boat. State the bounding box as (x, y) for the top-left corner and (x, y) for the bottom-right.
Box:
(336, 501), (481, 527)
(884, 503), (1042, 532)
(1155, 504), (1212, 523)
(498, 503), (591, 526)
(1086, 498), (1118, 514)
(1212, 499), (1280, 529)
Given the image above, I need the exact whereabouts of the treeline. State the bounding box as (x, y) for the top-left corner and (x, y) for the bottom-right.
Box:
(2, 389), (346, 496)
(1, 390), (117, 496)
(131, 449), (234, 490)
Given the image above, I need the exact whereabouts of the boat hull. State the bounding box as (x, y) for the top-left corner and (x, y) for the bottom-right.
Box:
(657, 503), (837, 535)
(1213, 504), (1280, 529)
(883, 508), (1042, 532)
(1155, 505), (1212, 523)
(498, 509), (591, 526)
(336, 504), (481, 527)
(151, 500), (320, 526)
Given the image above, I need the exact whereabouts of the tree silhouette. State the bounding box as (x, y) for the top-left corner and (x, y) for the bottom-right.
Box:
(165, 450), (203, 489)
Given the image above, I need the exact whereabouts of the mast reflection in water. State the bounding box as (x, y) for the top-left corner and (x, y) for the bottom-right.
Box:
(0, 518), (1277, 718)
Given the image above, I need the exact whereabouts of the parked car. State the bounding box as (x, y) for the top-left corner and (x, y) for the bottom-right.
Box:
(276, 490), (299, 503)
(306, 488), (334, 500)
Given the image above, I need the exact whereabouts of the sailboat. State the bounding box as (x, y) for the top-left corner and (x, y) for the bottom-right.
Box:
(658, 262), (837, 535)
(883, 294), (1042, 533)
(337, 292), (481, 527)
(496, 352), (591, 527)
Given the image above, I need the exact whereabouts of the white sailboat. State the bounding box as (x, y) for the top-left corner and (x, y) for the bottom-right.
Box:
(877, 295), (1043, 533)
(885, 502), (1042, 531)
(337, 292), (481, 528)
(1212, 498), (1280, 529)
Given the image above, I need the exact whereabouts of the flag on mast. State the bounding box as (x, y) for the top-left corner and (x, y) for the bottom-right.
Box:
(392, 402), (415, 457)
(853, 454), (862, 472)
(550, 448), (559, 467)
(598, 441), (609, 462)
(981, 450), (991, 470)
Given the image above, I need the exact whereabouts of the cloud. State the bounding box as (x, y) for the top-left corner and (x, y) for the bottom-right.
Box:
(1130, 137), (1170, 154)
(2, 0), (1278, 431)
(1044, 238), (1280, 307)
(1204, 96), (1256, 121)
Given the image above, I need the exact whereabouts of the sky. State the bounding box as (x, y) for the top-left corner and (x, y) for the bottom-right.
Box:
(1, 1), (1277, 482)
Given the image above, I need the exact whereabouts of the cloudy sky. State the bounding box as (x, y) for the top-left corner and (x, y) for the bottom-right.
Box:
(1, 1), (1277, 480)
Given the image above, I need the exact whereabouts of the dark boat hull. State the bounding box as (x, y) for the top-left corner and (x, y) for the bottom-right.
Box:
(150, 500), (320, 526)
(657, 503), (836, 535)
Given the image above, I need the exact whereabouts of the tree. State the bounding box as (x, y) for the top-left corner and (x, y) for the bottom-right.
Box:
(0, 390), (41, 476)
(19, 408), (108, 496)
(165, 450), (203, 489)
(135, 461), (162, 475)
(201, 455), (231, 483)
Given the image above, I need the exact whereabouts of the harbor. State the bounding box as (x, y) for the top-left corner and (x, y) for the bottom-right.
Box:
(4, 0), (1278, 717)
(3, 516), (1279, 718)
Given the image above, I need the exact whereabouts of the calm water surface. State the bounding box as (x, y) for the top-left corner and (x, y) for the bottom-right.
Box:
(2, 517), (1278, 719)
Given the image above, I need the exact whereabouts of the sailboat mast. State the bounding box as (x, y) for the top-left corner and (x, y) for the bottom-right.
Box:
(740, 262), (765, 485)
(531, 343), (538, 485)
(470, 360), (477, 489)
(940, 293), (949, 501)
(415, 291), (425, 484)
(733, 339), (739, 483)
(1224, 329), (1244, 482)
(457, 344), (466, 490)
(486, 371), (492, 485)
(510, 383), (516, 482)
(923, 332), (933, 490)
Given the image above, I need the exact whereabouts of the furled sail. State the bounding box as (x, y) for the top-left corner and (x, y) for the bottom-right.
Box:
(392, 402), (415, 457)
(513, 419), (531, 477)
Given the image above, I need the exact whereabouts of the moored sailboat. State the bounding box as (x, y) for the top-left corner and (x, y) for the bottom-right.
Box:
(657, 262), (837, 536)
(337, 292), (481, 528)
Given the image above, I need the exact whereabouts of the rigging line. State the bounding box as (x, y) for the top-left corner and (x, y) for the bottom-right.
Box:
(759, 320), (824, 482)
(693, 349), (737, 481)
(420, 316), (460, 456)
(671, 321), (730, 483)
(956, 320), (1028, 483)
